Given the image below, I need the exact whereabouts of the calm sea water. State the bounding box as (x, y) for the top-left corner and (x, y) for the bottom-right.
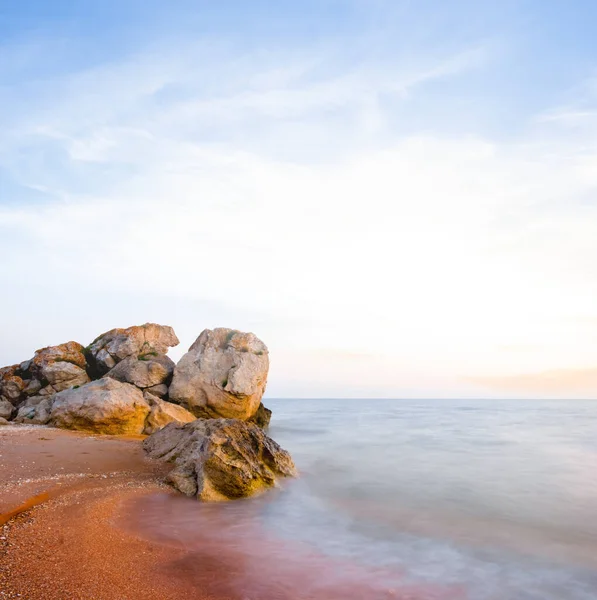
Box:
(131, 398), (597, 599)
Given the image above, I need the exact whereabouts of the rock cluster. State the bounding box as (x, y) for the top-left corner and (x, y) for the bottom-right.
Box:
(0, 323), (291, 500)
(0, 324), (188, 433)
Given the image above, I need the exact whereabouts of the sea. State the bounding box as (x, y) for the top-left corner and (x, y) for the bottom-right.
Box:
(130, 398), (597, 599)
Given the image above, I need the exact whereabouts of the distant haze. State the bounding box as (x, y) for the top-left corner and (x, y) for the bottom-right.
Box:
(1, 1), (596, 398)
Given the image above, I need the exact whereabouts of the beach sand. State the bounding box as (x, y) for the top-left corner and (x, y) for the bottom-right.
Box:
(0, 425), (225, 600)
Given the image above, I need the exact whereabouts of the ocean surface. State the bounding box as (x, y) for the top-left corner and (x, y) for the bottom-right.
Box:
(130, 398), (597, 599)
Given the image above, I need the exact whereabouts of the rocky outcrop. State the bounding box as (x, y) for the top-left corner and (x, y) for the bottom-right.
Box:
(86, 323), (179, 377)
(143, 419), (296, 501)
(0, 417), (9, 426)
(106, 354), (174, 390)
(169, 328), (269, 421)
(0, 324), (276, 436)
(143, 395), (196, 435)
(50, 378), (150, 435)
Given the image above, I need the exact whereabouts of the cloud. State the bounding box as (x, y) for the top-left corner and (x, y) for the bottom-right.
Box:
(1, 26), (597, 397)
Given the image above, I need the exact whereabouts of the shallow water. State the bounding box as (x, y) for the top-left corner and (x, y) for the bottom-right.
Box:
(129, 398), (597, 599)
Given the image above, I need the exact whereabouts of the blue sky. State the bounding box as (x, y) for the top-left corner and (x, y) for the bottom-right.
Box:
(1, 1), (597, 398)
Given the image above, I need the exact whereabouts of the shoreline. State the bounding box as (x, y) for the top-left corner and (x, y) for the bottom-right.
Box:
(0, 425), (446, 600)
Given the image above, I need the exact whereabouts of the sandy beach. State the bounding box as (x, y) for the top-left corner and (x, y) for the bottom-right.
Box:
(0, 425), (222, 600)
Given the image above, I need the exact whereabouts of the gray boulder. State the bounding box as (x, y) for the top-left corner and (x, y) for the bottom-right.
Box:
(14, 398), (52, 425)
(169, 328), (269, 421)
(143, 418), (297, 501)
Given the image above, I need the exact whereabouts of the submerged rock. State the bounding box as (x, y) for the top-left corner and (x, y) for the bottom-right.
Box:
(169, 328), (269, 421)
(86, 323), (179, 377)
(50, 378), (150, 435)
(143, 418), (296, 501)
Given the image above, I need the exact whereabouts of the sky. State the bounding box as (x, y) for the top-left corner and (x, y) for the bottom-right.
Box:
(1, 0), (597, 399)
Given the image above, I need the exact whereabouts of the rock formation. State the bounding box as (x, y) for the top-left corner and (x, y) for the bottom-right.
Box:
(50, 378), (151, 435)
(86, 323), (179, 377)
(0, 324), (274, 434)
(143, 419), (296, 500)
(169, 328), (269, 421)
(0, 323), (293, 503)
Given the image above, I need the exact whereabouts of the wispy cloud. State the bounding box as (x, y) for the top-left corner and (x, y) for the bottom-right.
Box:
(1, 9), (597, 397)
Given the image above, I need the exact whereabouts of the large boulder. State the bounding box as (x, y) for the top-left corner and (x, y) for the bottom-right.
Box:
(143, 419), (297, 501)
(29, 342), (90, 394)
(50, 378), (150, 435)
(106, 354), (174, 389)
(169, 328), (269, 421)
(143, 395), (196, 435)
(86, 323), (179, 377)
